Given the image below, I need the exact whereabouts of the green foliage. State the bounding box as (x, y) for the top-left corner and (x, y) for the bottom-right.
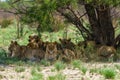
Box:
(31, 67), (44, 80)
(71, 60), (82, 69)
(40, 59), (50, 66)
(80, 66), (87, 74)
(54, 61), (66, 71)
(0, 48), (7, 58)
(99, 68), (116, 79)
(0, 1), (10, 9)
(15, 67), (25, 73)
(47, 73), (66, 80)
(1, 19), (13, 28)
(31, 72), (44, 80)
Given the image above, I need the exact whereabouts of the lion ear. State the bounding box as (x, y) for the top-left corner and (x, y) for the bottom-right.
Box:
(29, 35), (31, 39)
(11, 41), (13, 43)
(14, 41), (18, 45)
(59, 38), (62, 42)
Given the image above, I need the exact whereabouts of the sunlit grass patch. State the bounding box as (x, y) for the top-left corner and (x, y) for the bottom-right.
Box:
(71, 60), (82, 69)
(99, 67), (116, 79)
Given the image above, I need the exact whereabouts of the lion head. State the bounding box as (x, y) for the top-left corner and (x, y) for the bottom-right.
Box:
(59, 38), (75, 50)
(8, 41), (21, 57)
(45, 42), (58, 62)
(97, 45), (116, 58)
(28, 34), (39, 43)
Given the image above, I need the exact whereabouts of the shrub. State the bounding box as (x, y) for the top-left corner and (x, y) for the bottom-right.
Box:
(99, 68), (116, 79)
(80, 66), (87, 74)
(71, 60), (82, 69)
(54, 61), (66, 71)
(40, 59), (50, 66)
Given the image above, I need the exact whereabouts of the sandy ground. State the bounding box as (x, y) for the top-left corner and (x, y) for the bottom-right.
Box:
(0, 62), (120, 80)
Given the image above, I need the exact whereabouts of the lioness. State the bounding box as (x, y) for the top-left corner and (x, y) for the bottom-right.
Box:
(59, 38), (75, 50)
(8, 41), (26, 58)
(8, 41), (45, 61)
(97, 45), (116, 61)
(45, 42), (58, 62)
(59, 49), (75, 62)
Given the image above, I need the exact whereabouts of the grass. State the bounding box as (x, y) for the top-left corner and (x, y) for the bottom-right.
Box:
(0, 75), (3, 79)
(31, 67), (44, 80)
(115, 64), (120, 70)
(99, 67), (116, 79)
(40, 59), (50, 66)
(47, 73), (66, 80)
(15, 67), (25, 73)
(30, 72), (44, 80)
(71, 60), (82, 69)
(89, 68), (98, 73)
(0, 67), (5, 71)
(80, 66), (87, 74)
(54, 61), (66, 71)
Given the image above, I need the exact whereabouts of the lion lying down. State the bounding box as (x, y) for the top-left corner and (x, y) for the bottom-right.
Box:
(8, 41), (45, 61)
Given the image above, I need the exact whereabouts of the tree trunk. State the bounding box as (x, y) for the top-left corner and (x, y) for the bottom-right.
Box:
(85, 4), (115, 46)
(84, 4), (102, 44)
(96, 5), (115, 46)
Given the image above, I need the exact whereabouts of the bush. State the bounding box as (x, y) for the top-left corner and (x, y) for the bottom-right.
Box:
(1, 19), (12, 28)
(71, 60), (82, 69)
(99, 68), (116, 79)
(40, 59), (50, 66)
(54, 61), (66, 71)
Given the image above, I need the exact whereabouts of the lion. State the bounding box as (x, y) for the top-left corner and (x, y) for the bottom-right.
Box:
(24, 48), (45, 61)
(59, 49), (75, 63)
(27, 35), (40, 49)
(97, 45), (116, 61)
(28, 34), (39, 43)
(8, 41), (45, 61)
(59, 38), (75, 50)
(45, 42), (58, 62)
(8, 41), (26, 58)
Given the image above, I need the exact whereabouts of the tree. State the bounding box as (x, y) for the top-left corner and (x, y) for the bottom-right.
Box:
(7, 0), (120, 47)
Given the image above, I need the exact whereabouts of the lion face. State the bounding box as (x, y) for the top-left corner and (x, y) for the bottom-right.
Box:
(45, 42), (58, 61)
(97, 46), (116, 58)
(59, 38), (75, 50)
(8, 41), (21, 57)
(28, 35), (39, 43)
